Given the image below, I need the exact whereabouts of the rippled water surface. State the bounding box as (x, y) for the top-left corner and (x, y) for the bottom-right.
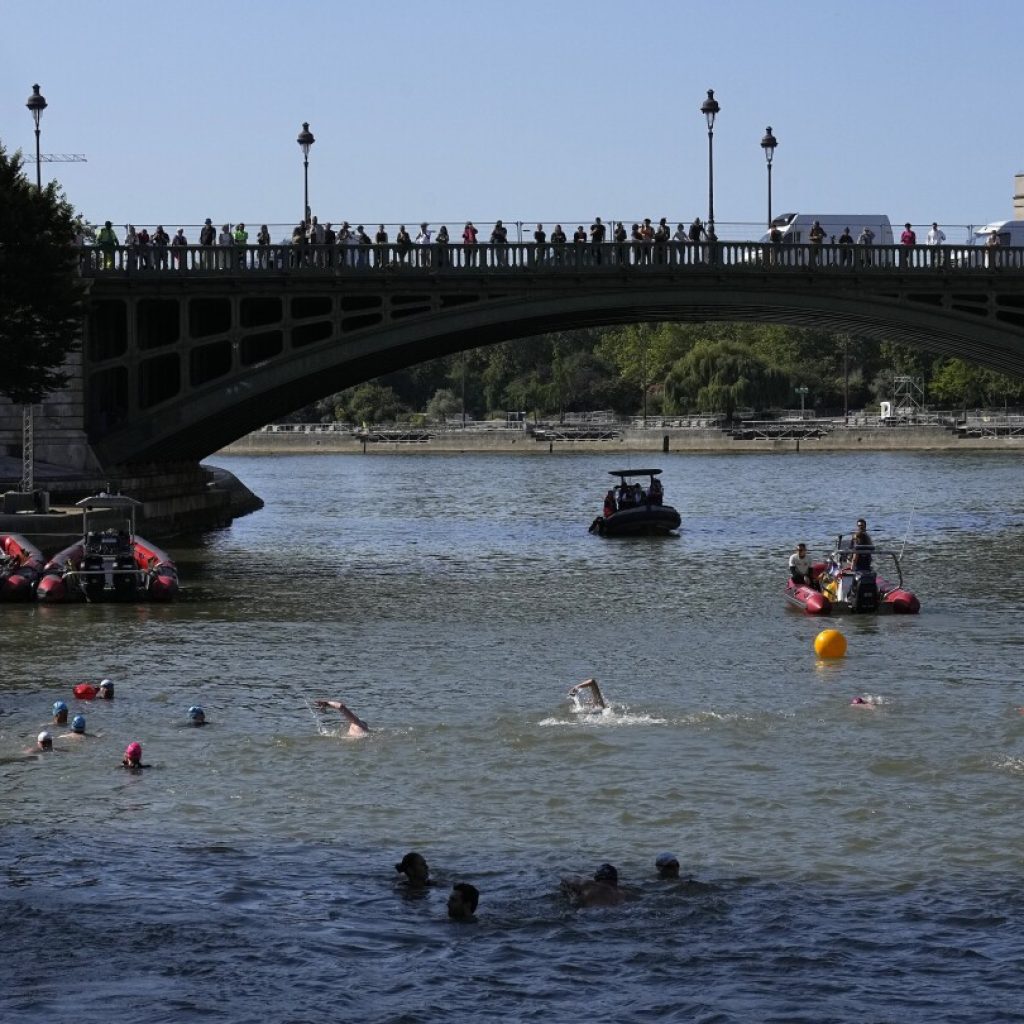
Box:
(3, 450), (1023, 1023)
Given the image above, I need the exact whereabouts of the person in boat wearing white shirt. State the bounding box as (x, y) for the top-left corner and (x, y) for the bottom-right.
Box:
(789, 543), (816, 587)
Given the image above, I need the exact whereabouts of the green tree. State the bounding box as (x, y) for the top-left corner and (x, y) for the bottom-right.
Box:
(928, 358), (1024, 409)
(425, 388), (461, 422)
(0, 144), (83, 403)
(335, 383), (407, 425)
(663, 338), (790, 418)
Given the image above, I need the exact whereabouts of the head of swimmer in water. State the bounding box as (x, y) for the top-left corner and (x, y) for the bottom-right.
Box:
(447, 882), (479, 921)
(655, 853), (680, 879)
(188, 705), (206, 726)
(52, 701), (68, 725)
(98, 679), (114, 699)
(395, 851), (430, 886)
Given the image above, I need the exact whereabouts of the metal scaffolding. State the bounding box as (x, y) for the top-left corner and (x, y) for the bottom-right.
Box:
(21, 404), (34, 493)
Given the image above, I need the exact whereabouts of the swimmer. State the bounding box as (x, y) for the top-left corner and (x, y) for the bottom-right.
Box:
(59, 714), (99, 742)
(97, 679), (114, 700)
(187, 705), (206, 726)
(121, 741), (148, 769)
(313, 699), (369, 738)
(655, 852), (680, 879)
(51, 700), (69, 726)
(447, 882), (479, 922)
(561, 862), (623, 907)
(850, 696), (877, 710)
(35, 731), (54, 752)
(567, 678), (608, 712)
(395, 851), (431, 887)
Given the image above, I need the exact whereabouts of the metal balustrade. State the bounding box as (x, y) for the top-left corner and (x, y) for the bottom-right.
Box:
(77, 241), (1024, 276)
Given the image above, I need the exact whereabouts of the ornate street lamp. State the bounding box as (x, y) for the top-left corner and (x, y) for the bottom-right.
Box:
(760, 126), (778, 228)
(296, 121), (315, 226)
(700, 89), (720, 237)
(21, 83), (49, 495)
(26, 83), (47, 190)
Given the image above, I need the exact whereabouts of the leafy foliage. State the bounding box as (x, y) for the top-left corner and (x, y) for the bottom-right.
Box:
(0, 143), (83, 403)
(277, 323), (1023, 425)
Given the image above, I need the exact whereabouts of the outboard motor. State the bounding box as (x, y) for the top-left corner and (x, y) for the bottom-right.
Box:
(112, 554), (137, 598)
(81, 554), (106, 600)
(851, 570), (879, 612)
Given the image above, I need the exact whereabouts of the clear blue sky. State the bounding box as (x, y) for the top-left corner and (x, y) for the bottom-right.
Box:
(1, 0), (1020, 241)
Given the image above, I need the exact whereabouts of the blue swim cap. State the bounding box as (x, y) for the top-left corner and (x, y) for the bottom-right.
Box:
(53, 700), (68, 715)
(188, 705), (205, 721)
(71, 714), (86, 733)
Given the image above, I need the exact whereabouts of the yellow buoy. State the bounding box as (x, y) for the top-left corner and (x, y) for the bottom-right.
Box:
(814, 628), (847, 659)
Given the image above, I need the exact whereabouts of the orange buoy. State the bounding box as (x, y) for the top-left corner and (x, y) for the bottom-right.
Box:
(814, 629), (847, 659)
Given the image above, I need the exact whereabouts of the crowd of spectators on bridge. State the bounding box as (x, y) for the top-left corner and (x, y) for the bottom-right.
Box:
(82, 215), (1015, 273)
(85, 214), (724, 271)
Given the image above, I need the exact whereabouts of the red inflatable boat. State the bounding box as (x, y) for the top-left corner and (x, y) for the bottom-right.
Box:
(0, 534), (45, 601)
(36, 494), (179, 603)
(785, 543), (920, 615)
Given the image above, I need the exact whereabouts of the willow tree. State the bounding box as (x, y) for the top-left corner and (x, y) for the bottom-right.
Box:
(0, 143), (83, 403)
(663, 338), (791, 417)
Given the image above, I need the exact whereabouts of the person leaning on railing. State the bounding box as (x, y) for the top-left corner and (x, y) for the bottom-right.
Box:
(857, 225), (874, 267)
(171, 228), (187, 269)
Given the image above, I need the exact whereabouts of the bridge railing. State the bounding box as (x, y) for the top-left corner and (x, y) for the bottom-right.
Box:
(77, 241), (1024, 276)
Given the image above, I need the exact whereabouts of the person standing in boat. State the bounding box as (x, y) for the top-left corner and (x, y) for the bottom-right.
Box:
(603, 489), (617, 519)
(789, 543), (817, 588)
(648, 477), (664, 505)
(847, 520), (874, 570)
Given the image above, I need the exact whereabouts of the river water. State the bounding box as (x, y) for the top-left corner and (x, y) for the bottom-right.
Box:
(2, 450), (1023, 1023)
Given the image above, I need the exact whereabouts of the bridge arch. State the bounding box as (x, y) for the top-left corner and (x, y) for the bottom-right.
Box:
(82, 252), (1024, 466)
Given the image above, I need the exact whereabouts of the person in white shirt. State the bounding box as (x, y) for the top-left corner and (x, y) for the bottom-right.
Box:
(217, 223), (234, 269)
(415, 222), (433, 267)
(927, 221), (946, 267)
(789, 543), (816, 588)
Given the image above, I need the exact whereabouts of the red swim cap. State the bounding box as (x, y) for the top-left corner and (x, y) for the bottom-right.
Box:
(73, 683), (98, 700)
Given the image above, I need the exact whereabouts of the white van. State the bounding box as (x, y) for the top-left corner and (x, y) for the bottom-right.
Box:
(760, 213), (893, 246)
(971, 220), (1024, 248)
(949, 220), (1024, 268)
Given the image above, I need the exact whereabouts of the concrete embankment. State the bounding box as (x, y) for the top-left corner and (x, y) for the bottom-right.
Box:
(0, 462), (263, 548)
(218, 425), (1024, 455)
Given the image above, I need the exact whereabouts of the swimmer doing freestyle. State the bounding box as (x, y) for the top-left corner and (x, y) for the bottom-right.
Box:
(314, 699), (369, 737)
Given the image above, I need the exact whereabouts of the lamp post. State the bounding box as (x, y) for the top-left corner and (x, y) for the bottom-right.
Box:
(21, 84), (48, 496)
(26, 83), (47, 190)
(296, 121), (315, 226)
(796, 385), (809, 419)
(700, 89), (720, 237)
(760, 126), (777, 227)
(843, 338), (849, 425)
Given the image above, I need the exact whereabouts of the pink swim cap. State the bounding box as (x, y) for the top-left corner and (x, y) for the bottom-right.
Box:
(124, 741), (142, 760)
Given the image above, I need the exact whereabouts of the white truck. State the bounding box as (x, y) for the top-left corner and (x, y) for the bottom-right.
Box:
(759, 213), (894, 246)
(752, 213), (894, 267)
(971, 220), (1024, 248)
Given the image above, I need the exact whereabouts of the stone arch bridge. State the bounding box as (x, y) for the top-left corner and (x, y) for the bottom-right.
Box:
(79, 240), (1024, 468)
